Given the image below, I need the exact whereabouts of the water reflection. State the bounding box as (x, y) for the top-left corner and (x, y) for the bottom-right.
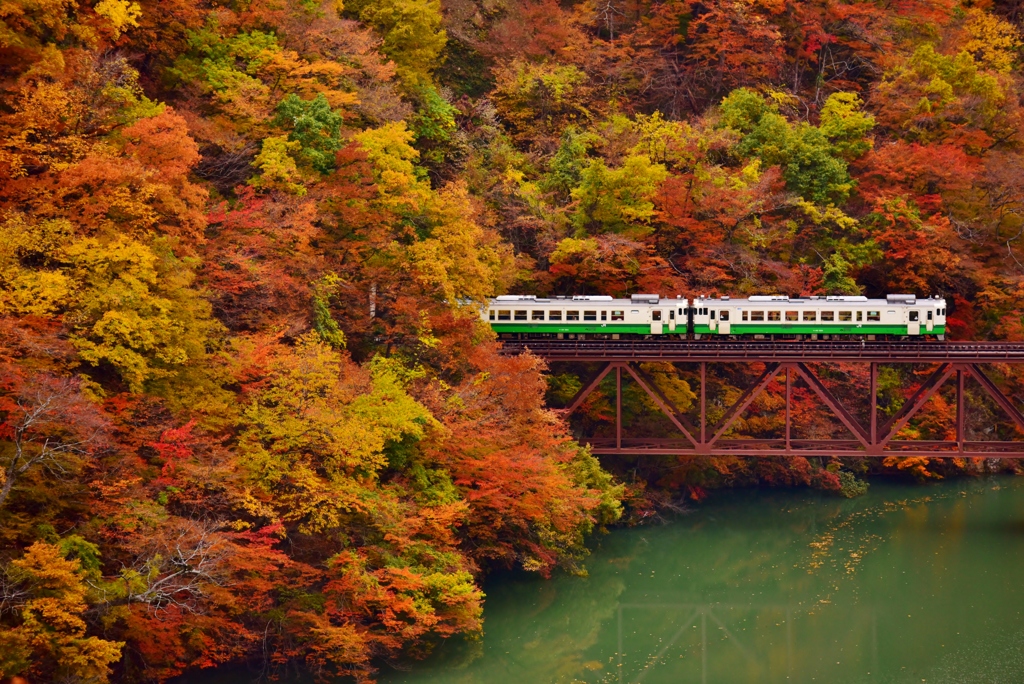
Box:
(385, 478), (1024, 684)
(613, 601), (879, 684)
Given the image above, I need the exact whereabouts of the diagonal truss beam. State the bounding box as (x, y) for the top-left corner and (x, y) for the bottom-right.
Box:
(561, 362), (614, 415)
(877, 363), (956, 448)
(707, 363), (781, 447)
(792, 362), (870, 447)
(878, 363), (952, 439)
(624, 362), (700, 448)
(967, 364), (1024, 432)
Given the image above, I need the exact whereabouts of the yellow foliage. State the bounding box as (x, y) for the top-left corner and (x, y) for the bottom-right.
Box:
(353, 121), (432, 214)
(250, 135), (306, 195)
(549, 236), (599, 264)
(408, 181), (515, 303)
(92, 0), (141, 38)
(238, 335), (441, 532)
(3, 542), (123, 683)
(0, 216), (75, 315)
(961, 8), (1021, 73)
(65, 236), (220, 392)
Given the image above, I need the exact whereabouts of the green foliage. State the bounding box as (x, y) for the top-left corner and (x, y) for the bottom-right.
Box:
(572, 155), (668, 235)
(821, 253), (861, 295)
(173, 23), (283, 122)
(312, 272), (347, 350)
(546, 372), (584, 406)
(274, 93), (345, 174)
(720, 89), (873, 204)
(818, 93), (875, 159)
(563, 445), (624, 528)
(836, 470), (869, 498)
(410, 84), (458, 165)
(544, 127), (596, 196)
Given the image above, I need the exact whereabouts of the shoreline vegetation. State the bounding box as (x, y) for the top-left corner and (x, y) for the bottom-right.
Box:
(1, 0), (1023, 682)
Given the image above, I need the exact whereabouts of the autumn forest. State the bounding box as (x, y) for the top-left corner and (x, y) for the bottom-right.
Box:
(2, 0), (1024, 680)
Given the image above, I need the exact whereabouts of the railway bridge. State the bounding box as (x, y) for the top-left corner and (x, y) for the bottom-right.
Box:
(500, 341), (1024, 458)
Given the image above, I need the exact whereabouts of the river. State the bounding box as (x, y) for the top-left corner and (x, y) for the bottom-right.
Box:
(380, 477), (1024, 684)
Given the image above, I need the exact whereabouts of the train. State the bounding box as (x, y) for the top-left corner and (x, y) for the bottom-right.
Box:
(483, 294), (947, 340)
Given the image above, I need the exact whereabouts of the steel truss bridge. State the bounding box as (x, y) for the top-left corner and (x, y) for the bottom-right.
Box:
(500, 341), (1024, 458)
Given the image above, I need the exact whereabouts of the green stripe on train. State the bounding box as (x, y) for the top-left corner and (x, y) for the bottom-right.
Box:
(491, 324), (664, 335)
(491, 323), (947, 336)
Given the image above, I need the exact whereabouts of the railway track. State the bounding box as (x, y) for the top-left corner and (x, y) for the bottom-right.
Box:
(499, 340), (1024, 363)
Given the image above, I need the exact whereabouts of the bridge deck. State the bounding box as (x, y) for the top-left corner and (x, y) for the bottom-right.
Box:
(500, 340), (1024, 363)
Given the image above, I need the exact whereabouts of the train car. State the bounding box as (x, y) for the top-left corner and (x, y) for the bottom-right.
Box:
(691, 294), (947, 340)
(485, 294), (689, 339)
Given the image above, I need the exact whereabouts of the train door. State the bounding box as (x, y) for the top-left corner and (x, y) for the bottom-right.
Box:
(709, 310), (716, 333)
(719, 309), (731, 335)
(651, 310), (663, 335)
(908, 310), (920, 335)
(926, 310), (934, 333)
(668, 309), (676, 332)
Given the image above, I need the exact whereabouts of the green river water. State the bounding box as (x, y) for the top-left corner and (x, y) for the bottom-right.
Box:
(378, 477), (1024, 684)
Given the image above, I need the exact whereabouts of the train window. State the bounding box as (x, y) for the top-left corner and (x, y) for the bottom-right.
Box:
(710, 311), (715, 320)
(566, 310), (580, 321)
(750, 311), (764, 321)
(669, 310), (675, 320)
(514, 310), (528, 320)
(839, 311), (852, 321)
(489, 310), (495, 321)
(942, 308), (946, 315)
(803, 311), (816, 321)
(601, 311), (607, 321)
(768, 311), (781, 321)
(742, 311), (748, 321)
(532, 310), (545, 320)
(584, 310), (597, 321)
(612, 310), (624, 321)
(927, 311), (933, 320)
(856, 311), (862, 322)
(785, 311), (798, 322)
(678, 308), (683, 315)
(653, 310), (663, 321)
(868, 311), (880, 321)
(550, 310), (562, 321)
(498, 310), (511, 320)
(821, 311), (834, 321)
(909, 311), (919, 322)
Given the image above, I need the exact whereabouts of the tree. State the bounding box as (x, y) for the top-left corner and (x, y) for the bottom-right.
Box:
(0, 542), (123, 683)
(0, 369), (105, 511)
(348, 0), (447, 87)
(572, 155), (668, 235)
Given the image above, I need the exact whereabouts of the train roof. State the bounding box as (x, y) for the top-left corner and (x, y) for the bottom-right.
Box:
(491, 294), (946, 306)
(692, 294), (945, 305)
(491, 294), (685, 305)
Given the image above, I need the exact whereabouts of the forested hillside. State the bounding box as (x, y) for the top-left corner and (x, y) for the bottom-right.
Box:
(1, 0), (1023, 681)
